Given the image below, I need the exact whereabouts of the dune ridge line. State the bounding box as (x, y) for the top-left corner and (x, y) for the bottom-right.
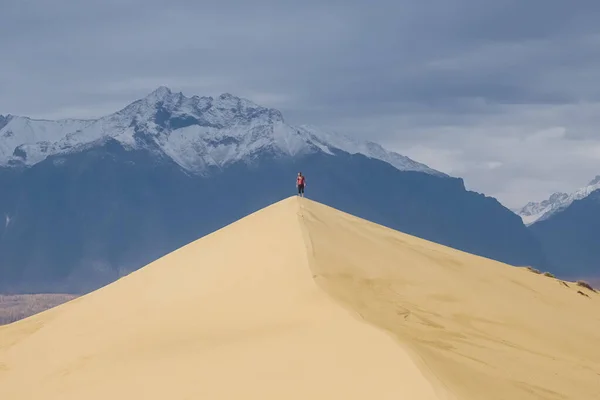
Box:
(295, 196), (455, 399)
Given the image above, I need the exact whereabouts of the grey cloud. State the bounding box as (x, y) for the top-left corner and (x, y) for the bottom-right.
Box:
(1, 0), (600, 207)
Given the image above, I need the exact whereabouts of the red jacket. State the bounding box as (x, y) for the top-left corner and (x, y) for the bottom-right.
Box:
(297, 176), (305, 186)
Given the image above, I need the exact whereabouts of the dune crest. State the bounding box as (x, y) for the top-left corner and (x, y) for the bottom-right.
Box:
(1, 196), (599, 399)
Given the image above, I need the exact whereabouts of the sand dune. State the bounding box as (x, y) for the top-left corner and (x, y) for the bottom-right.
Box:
(1, 197), (599, 399)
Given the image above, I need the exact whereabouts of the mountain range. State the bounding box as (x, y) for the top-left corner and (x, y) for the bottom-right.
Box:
(0, 87), (595, 293)
(526, 188), (600, 279)
(515, 176), (600, 225)
(513, 178), (600, 280)
(0, 87), (440, 176)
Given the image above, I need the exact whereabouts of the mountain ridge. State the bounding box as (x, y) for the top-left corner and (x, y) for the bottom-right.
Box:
(0, 86), (444, 177)
(516, 175), (600, 225)
(528, 188), (600, 278)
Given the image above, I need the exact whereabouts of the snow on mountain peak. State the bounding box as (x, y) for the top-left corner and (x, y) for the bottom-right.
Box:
(0, 87), (441, 177)
(298, 124), (444, 176)
(152, 85), (172, 96)
(516, 176), (600, 225)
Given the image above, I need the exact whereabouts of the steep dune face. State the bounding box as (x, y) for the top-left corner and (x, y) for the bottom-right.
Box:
(0, 197), (441, 400)
(299, 199), (600, 400)
(1, 196), (598, 400)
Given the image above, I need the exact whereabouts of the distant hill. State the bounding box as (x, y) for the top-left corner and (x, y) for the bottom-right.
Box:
(528, 189), (600, 280)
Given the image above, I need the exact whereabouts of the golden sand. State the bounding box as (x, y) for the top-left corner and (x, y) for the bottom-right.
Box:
(1, 196), (599, 399)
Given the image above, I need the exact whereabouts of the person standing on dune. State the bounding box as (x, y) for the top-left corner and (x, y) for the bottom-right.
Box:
(296, 172), (306, 197)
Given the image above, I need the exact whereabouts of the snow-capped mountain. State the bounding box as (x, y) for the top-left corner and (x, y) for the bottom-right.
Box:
(0, 86), (552, 293)
(0, 86), (443, 176)
(516, 176), (600, 225)
(529, 189), (600, 279)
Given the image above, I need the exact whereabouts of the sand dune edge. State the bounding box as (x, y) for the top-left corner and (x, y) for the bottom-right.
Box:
(295, 197), (600, 400)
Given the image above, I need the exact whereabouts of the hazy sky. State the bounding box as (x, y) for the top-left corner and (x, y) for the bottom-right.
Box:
(2, 0), (600, 208)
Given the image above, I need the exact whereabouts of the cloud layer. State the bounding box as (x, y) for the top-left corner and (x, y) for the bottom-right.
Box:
(2, 0), (600, 208)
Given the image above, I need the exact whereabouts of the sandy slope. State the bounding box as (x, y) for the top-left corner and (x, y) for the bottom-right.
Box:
(0, 197), (442, 400)
(1, 197), (599, 399)
(299, 199), (600, 400)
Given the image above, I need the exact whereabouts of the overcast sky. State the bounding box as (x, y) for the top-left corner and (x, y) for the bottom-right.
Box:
(2, 0), (600, 208)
